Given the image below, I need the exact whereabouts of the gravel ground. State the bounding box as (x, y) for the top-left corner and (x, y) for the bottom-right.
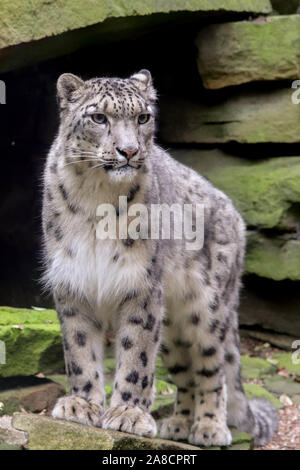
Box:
(255, 405), (300, 450)
(241, 335), (300, 450)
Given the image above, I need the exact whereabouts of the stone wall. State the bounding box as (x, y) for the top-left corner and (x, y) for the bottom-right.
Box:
(0, 0), (299, 339)
(159, 10), (300, 339)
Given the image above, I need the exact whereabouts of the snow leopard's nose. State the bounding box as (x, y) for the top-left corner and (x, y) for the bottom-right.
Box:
(116, 146), (139, 160)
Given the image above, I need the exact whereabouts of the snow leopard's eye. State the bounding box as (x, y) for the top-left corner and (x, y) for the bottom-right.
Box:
(138, 114), (150, 124)
(91, 113), (107, 124)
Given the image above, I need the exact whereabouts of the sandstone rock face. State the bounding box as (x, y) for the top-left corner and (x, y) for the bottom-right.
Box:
(196, 15), (300, 89)
(0, 0), (272, 73)
(160, 88), (300, 144)
(0, 307), (63, 377)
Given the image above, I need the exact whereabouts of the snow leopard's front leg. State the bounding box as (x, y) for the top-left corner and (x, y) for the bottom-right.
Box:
(102, 286), (164, 438)
(188, 321), (232, 447)
(52, 290), (105, 426)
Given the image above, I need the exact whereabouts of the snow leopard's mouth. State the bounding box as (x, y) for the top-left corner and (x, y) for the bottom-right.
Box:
(104, 162), (142, 172)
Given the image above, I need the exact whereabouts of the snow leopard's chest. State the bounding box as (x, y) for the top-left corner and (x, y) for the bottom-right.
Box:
(51, 215), (148, 312)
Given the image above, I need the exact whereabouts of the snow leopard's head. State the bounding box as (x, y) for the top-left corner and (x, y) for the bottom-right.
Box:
(57, 70), (157, 181)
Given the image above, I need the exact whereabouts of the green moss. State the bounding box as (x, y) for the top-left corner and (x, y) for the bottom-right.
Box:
(246, 233), (300, 280)
(0, 306), (59, 325)
(0, 396), (20, 416)
(0, 0), (271, 73)
(209, 157), (300, 229)
(263, 376), (300, 396)
(244, 383), (283, 409)
(241, 355), (277, 379)
(155, 379), (176, 393)
(0, 324), (63, 377)
(0, 0), (272, 47)
(271, 353), (300, 377)
(103, 358), (116, 375)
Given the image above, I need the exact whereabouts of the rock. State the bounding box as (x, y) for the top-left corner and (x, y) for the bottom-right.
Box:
(240, 329), (299, 351)
(0, 0), (272, 74)
(0, 443), (21, 450)
(246, 232), (300, 281)
(0, 306), (59, 326)
(271, 0), (300, 15)
(271, 353), (300, 377)
(11, 412), (253, 450)
(228, 429), (253, 450)
(0, 415), (27, 448)
(12, 413), (200, 450)
(160, 89), (300, 144)
(172, 150), (300, 231)
(263, 376), (300, 396)
(0, 377), (66, 416)
(239, 274), (300, 337)
(0, 307), (64, 377)
(244, 383), (283, 409)
(20, 383), (65, 414)
(241, 355), (277, 379)
(196, 16), (300, 89)
(203, 428), (253, 450)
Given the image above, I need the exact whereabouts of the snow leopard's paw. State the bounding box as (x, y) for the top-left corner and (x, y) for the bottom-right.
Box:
(160, 416), (193, 441)
(188, 420), (232, 447)
(101, 405), (157, 438)
(52, 396), (104, 427)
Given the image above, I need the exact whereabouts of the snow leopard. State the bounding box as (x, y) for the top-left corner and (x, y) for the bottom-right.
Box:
(42, 69), (277, 447)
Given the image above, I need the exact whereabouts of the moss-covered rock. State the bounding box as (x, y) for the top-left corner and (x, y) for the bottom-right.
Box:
(12, 413), (253, 450)
(12, 413), (200, 450)
(160, 88), (300, 144)
(246, 232), (300, 281)
(172, 150), (300, 231)
(244, 383), (283, 409)
(271, 353), (300, 376)
(0, 306), (59, 325)
(196, 16), (300, 89)
(0, 307), (63, 377)
(263, 376), (300, 396)
(241, 355), (277, 379)
(0, 0), (272, 73)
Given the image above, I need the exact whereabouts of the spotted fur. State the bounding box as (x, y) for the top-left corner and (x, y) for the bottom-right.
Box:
(43, 70), (277, 446)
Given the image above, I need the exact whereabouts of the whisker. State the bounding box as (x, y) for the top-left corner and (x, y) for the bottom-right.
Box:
(62, 159), (99, 168)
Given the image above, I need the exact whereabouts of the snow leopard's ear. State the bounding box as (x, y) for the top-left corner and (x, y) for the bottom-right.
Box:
(57, 73), (85, 103)
(130, 69), (157, 102)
